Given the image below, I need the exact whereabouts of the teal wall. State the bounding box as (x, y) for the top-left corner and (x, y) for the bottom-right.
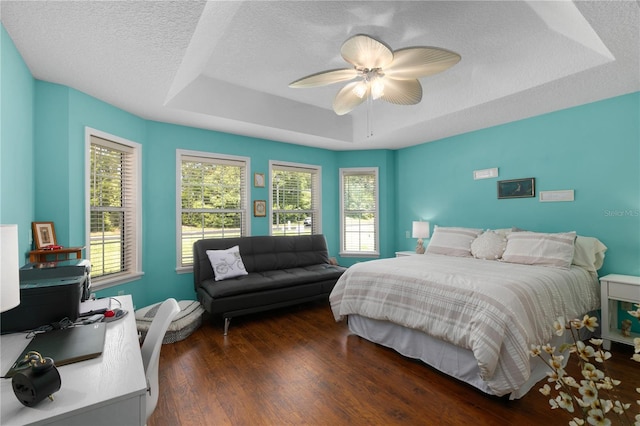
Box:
(33, 82), (148, 248)
(395, 92), (640, 276)
(33, 82), (149, 304)
(0, 24), (34, 261)
(2, 23), (639, 312)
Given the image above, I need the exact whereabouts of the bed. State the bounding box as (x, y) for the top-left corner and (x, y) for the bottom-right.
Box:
(329, 227), (606, 399)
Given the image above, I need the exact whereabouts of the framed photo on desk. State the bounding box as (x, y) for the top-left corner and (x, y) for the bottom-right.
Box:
(32, 222), (57, 249)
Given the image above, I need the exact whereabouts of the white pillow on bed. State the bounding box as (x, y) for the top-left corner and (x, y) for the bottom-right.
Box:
(492, 228), (514, 238)
(471, 231), (507, 260)
(206, 245), (248, 281)
(572, 236), (607, 272)
(502, 231), (576, 269)
(426, 226), (483, 257)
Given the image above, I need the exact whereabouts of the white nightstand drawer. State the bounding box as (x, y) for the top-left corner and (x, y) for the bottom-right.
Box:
(608, 282), (640, 301)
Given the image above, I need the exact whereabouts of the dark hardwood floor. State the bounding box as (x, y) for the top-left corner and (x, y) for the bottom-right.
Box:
(150, 301), (639, 425)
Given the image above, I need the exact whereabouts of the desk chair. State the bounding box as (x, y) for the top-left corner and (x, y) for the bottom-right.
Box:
(140, 298), (180, 423)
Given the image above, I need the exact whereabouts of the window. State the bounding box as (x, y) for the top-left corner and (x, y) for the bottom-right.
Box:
(270, 161), (321, 236)
(340, 167), (379, 257)
(177, 150), (249, 269)
(86, 128), (142, 288)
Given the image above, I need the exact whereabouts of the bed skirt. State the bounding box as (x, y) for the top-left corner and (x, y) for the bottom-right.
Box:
(347, 314), (574, 400)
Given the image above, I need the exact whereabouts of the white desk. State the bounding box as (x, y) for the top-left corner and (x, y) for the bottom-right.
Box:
(0, 295), (147, 426)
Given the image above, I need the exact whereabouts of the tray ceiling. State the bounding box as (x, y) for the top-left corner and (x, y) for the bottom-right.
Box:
(1, 1), (638, 150)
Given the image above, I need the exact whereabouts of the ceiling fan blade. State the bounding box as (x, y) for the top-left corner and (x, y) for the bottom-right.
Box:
(384, 47), (461, 80)
(381, 78), (422, 105)
(289, 69), (358, 88)
(333, 82), (367, 115)
(341, 34), (393, 69)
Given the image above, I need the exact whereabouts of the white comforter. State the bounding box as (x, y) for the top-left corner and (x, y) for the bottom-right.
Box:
(329, 254), (600, 396)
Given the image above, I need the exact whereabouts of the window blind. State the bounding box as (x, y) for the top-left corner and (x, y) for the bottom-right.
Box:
(271, 163), (321, 236)
(89, 135), (137, 279)
(178, 153), (248, 267)
(341, 168), (378, 255)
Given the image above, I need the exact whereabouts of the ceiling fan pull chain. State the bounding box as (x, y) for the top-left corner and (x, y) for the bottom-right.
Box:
(367, 95), (374, 138)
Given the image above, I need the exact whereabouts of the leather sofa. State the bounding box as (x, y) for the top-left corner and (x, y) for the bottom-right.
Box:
(193, 234), (346, 334)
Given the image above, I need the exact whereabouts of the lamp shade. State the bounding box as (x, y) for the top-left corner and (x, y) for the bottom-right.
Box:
(1, 224), (20, 312)
(412, 221), (430, 239)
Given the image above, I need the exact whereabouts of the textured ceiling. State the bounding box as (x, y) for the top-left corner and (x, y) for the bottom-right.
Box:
(1, 1), (638, 151)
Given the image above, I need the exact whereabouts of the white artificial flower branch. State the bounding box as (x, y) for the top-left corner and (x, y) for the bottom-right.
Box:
(530, 306), (640, 426)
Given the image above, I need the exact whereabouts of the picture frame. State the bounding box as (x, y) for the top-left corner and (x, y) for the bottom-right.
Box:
(254, 173), (265, 188)
(32, 222), (57, 249)
(497, 178), (535, 199)
(254, 200), (266, 217)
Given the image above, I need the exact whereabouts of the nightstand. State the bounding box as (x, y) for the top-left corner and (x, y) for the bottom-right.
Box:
(599, 274), (640, 350)
(395, 251), (421, 257)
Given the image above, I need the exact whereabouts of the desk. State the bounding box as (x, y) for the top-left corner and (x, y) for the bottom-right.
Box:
(28, 247), (84, 264)
(0, 295), (146, 426)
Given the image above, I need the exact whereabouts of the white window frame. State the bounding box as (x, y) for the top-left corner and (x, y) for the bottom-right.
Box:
(176, 149), (250, 272)
(269, 160), (322, 236)
(85, 127), (143, 289)
(339, 167), (379, 258)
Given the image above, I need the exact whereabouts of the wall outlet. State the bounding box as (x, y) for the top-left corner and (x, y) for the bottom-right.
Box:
(620, 301), (633, 311)
(405, 230), (410, 238)
(117, 290), (125, 296)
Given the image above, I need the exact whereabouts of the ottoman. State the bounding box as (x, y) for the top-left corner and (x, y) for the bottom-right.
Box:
(135, 300), (204, 344)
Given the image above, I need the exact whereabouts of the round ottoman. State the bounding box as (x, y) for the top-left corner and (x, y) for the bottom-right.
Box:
(135, 300), (204, 344)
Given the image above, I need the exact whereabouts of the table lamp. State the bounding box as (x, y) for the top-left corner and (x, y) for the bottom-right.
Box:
(412, 221), (430, 254)
(1, 224), (20, 313)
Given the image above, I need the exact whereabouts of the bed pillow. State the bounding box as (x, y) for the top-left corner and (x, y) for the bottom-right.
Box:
(492, 228), (514, 238)
(206, 246), (248, 281)
(572, 236), (607, 272)
(471, 230), (507, 260)
(502, 231), (576, 269)
(426, 226), (483, 257)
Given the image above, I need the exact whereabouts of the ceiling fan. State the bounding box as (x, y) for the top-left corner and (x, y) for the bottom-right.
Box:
(289, 34), (461, 116)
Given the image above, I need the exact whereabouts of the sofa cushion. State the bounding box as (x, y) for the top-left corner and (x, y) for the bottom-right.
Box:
(200, 264), (346, 299)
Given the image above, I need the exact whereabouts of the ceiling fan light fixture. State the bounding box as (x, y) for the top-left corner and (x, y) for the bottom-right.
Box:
(353, 81), (368, 99)
(371, 77), (385, 100)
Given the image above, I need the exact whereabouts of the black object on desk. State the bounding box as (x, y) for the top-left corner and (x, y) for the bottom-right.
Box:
(5, 323), (107, 378)
(11, 351), (62, 407)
